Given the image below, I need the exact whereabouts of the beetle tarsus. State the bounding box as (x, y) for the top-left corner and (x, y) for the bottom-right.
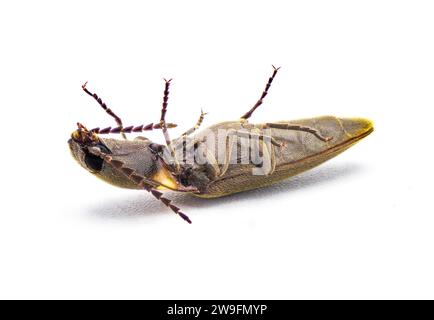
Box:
(241, 65), (280, 120)
(181, 109), (208, 137)
(159, 78), (181, 173)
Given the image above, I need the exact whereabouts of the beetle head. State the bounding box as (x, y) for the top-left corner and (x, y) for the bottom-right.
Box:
(68, 123), (113, 174)
(68, 123), (183, 191)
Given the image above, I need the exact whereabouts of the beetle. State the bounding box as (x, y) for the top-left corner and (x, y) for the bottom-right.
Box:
(68, 66), (373, 223)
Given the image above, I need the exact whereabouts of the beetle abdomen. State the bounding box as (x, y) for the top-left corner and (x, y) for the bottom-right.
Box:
(196, 116), (373, 198)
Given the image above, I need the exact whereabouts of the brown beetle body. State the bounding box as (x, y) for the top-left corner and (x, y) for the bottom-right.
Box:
(181, 116), (373, 198)
(69, 116), (373, 195)
(68, 67), (373, 223)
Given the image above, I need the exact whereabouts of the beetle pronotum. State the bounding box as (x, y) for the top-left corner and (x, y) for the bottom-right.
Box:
(69, 66), (373, 223)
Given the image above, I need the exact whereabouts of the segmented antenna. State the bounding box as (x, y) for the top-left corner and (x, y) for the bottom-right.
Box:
(82, 81), (179, 138)
(94, 150), (192, 224)
(148, 189), (192, 224)
(90, 122), (177, 135)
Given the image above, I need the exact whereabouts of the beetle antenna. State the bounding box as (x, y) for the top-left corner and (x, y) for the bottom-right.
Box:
(149, 189), (192, 224)
(89, 122), (177, 135)
(95, 151), (192, 224)
(82, 81), (127, 140)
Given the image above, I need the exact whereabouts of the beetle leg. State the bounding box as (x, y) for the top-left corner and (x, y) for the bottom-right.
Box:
(251, 140), (276, 175)
(218, 129), (280, 177)
(176, 136), (222, 178)
(204, 147), (221, 178)
(262, 123), (333, 142)
(172, 110), (207, 162)
(218, 133), (237, 177)
(181, 109), (207, 137)
(159, 78), (181, 173)
(195, 140), (221, 178)
(240, 65), (280, 120)
(250, 128), (276, 175)
(231, 130), (282, 147)
(264, 138), (276, 175)
(82, 82), (127, 140)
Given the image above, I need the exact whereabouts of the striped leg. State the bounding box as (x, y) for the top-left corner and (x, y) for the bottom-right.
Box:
(240, 65), (280, 120)
(82, 82), (127, 140)
(250, 128), (276, 176)
(262, 123), (333, 142)
(218, 129), (280, 177)
(159, 79), (180, 172)
(181, 109), (207, 137)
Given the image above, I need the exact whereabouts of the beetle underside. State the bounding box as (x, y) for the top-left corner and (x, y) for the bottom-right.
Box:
(69, 67), (373, 223)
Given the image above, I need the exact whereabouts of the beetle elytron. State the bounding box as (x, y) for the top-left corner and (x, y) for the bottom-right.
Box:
(69, 66), (373, 223)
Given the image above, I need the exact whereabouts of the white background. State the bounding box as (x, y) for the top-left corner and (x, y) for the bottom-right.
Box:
(0, 0), (433, 299)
